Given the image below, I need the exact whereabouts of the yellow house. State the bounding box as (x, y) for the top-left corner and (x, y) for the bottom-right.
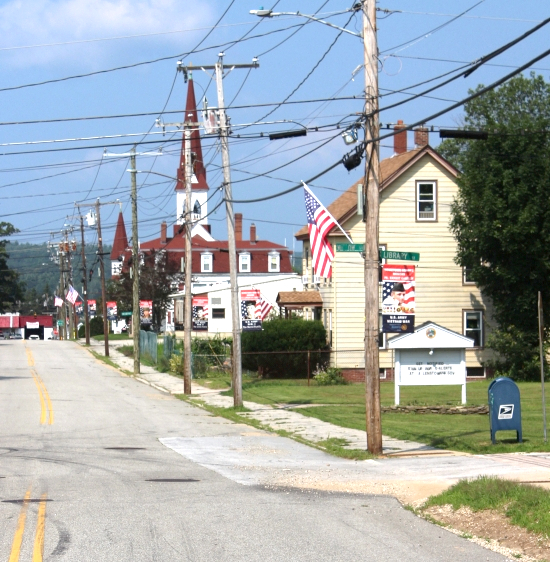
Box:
(295, 135), (494, 381)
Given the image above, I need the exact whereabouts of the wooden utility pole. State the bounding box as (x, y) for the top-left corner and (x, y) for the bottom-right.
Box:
(183, 126), (193, 394)
(95, 199), (109, 357)
(130, 148), (140, 375)
(177, 56), (259, 407)
(539, 291), (547, 442)
(79, 214), (90, 345)
(59, 251), (66, 340)
(363, 0), (383, 454)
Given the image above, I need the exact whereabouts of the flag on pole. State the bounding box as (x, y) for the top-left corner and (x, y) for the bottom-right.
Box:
(303, 183), (351, 279)
(54, 296), (63, 307)
(255, 295), (274, 321)
(65, 285), (79, 305)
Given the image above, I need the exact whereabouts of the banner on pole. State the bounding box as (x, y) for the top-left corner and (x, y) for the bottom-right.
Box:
(192, 295), (209, 331)
(241, 289), (262, 331)
(139, 300), (153, 329)
(107, 301), (118, 320)
(88, 300), (97, 317)
(382, 264), (415, 333)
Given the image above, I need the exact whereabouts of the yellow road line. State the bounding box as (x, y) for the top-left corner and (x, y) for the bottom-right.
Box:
(32, 494), (47, 562)
(25, 347), (35, 367)
(35, 374), (54, 426)
(8, 487), (31, 562)
(31, 370), (47, 425)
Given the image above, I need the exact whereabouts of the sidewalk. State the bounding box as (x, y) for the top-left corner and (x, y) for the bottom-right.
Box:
(85, 338), (440, 456)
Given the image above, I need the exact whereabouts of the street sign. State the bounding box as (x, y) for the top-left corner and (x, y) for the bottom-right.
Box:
(121, 311), (132, 317)
(335, 243), (364, 252)
(57, 320), (64, 326)
(380, 250), (420, 262)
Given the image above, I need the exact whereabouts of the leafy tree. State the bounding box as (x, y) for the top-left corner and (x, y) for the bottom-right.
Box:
(0, 222), (24, 312)
(439, 73), (550, 380)
(107, 249), (183, 330)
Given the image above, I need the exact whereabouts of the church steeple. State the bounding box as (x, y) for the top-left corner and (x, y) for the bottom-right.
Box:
(176, 77), (208, 191)
(110, 211), (129, 278)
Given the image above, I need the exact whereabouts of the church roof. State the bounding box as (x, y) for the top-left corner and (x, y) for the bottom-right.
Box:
(176, 78), (208, 191)
(110, 212), (129, 260)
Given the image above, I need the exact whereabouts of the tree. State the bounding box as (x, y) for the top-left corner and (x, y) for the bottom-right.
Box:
(439, 73), (550, 380)
(107, 249), (183, 330)
(0, 222), (24, 313)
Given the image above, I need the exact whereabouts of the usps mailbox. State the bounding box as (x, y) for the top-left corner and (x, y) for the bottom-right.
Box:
(488, 377), (522, 444)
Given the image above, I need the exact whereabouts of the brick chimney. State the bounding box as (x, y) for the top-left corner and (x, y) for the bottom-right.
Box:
(160, 221), (167, 244)
(235, 213), (243, 241)
(393, 120), (407, 154)
(414, 126), (429, 148)
(250, 223), (256, 244)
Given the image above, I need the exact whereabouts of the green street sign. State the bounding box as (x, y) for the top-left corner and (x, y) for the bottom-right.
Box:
(380, 250), (420, 262)
(335, 243), (365, 252)
(121, 311), (132, 317)
(57, 320), (64, 326)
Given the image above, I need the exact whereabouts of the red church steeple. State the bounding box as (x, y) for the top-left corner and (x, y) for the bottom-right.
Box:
(110, 211), (129, 261)
(176, 77), (208, 191)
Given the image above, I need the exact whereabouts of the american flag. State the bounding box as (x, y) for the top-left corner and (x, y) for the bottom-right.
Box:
(65, 285), (79, 305)
(255, 296), (273, 321)
(304, 185), (338, 278)
(54, 295), (63, 307)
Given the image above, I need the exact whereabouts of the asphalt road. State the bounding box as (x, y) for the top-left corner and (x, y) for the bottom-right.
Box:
(0, 340), (509, 561)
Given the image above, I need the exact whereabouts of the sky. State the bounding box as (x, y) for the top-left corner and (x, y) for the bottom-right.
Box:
(2, 0), (550, 276)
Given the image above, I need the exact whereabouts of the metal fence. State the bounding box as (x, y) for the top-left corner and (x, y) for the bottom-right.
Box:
(139, 330), (158, 363)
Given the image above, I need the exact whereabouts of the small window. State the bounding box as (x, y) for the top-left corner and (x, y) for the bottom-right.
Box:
(416, 181), (437, 221)
(212, 308), (225, 319)
(268, 252), (280, 272)
(379, 244), (386, 283)
(463, 267), (475, 284)
(201, 253), (213, 273)
(378, 311), (386, 349)
(193, 200), (201, 218)
(464, 311), (483, 347)
(211, 297), (222, 305)
(466, 367), (485, 378)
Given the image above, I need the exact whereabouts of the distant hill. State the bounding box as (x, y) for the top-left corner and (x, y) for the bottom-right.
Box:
(7, 241), (112, 301)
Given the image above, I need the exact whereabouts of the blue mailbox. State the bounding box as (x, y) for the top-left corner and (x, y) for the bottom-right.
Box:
(488, 377), (522, 444)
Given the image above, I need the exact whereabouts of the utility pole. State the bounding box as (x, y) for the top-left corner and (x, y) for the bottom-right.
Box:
(96, 199), (109, 357)
(130, 148), (140, 375)
(79, 213), (90, 345)
(183, 126), (193, 394)
(177, 55), (259, 407)
(59, 251), (66, 340)
(363, 0), (383, 455)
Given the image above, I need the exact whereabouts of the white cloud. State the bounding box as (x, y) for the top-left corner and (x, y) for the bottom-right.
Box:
(0, 0), (215, 67)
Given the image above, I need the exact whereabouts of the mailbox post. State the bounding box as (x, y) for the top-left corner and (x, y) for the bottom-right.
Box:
(488, 377), (522, 444)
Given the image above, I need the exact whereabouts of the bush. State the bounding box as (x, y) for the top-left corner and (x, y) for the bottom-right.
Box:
(241, 318), (328, 378)
(191, 335), (231, 377)
(169, 353), (184, 376)
(314, 367), (346, 386)
(90, 316), (104, 337)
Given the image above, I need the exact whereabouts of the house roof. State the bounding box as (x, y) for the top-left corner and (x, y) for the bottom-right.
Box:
(295, 145), (459, 239)
(110, 212), (129, 260)
(276, 290), (323, 307)
(176, 78), (208, 191)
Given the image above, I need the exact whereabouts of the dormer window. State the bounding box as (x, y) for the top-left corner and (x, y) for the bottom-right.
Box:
(201, 252), (213, 273)
(268, 251), (280, 272)
(239, 253), (251, 273)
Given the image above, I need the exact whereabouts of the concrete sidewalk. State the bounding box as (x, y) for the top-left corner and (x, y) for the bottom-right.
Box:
(85, 338), (440, 456)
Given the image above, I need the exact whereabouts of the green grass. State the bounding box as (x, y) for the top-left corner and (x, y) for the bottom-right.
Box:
(424, 476), (550, 537)
(92, 333), (131, 341)
(89, 350), (121, 370)
(221, 379), (550, 454)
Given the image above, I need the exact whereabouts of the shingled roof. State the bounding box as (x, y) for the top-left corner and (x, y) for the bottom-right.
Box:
(276, 290), (323, 307)
(110, 211), (129, 260)
(295, 145), (458, 240)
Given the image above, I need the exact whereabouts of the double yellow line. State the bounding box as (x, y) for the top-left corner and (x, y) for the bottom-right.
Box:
(8, 487), (48, 562)
(25, 348), (54, 425)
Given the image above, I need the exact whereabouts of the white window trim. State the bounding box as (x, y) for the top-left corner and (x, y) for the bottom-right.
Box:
(201, 252), (213, 273)
(268, 251), (280, 273)
(239, 252), (251, 273)
(416, 180), (437, 221)
(464, 310), (483, 348)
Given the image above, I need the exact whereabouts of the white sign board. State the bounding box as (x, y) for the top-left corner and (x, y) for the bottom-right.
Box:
(394, 348), (467, 405)
(26, 322), (39, 329)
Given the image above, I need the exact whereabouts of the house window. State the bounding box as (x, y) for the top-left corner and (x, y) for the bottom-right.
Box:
(378, 311), (386, 349)
(212, 308), (225, 319)
(323, 308), (333, 347)
(201, 253), (213, 273)
(416, 181), (437, 221)
(463, 267), (475, 284)
(379, 244), (386, 283)
(269, 252), (280, 272)
(211, 297), (222, 305)
(464, 311), (483, 347)
(239, 253), (250, 272)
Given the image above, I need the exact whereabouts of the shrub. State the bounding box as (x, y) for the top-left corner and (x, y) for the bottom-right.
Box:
(192, 335), (231, 376)
(241, 318), (328, 378)
(169, 353), (184, 376)
(314, 367), (346, 386)
(89, 316), (104, 337)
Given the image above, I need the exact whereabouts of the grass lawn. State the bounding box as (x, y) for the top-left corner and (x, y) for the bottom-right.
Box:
(222, 379), (550, 454)
(92, 333), (130, 341)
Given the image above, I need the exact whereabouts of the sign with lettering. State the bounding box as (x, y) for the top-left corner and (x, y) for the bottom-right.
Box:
(379, 251), (420, 262)
(398, 349), (464, 386)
